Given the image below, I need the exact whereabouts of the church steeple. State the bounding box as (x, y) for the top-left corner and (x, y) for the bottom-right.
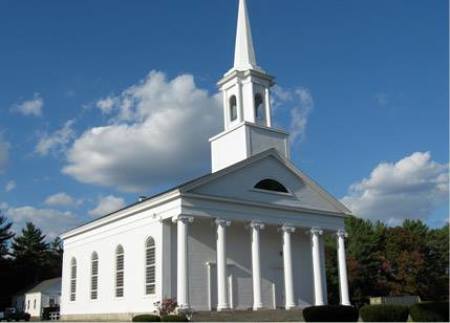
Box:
(209, 0), (290, 173)
(220, 0), (274, 129)
(233, 0), (260, 72)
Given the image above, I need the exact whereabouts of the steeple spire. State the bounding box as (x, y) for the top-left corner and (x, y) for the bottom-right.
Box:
(233, 0), (260, 71)
(211, 0), (286, 173)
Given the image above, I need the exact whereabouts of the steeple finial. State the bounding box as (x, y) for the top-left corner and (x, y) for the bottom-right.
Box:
(233, 0), (260, 71)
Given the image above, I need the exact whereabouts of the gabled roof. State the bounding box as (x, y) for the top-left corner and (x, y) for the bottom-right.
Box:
(25, 277), (61, 294)
(180, 148), (352, 215)
(61, 149), (351, 238)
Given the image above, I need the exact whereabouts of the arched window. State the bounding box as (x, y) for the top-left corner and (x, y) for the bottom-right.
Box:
(115, 245), (124, 298)
(254, 93), (265, 124)
(70, 258), (77, 301)
(145, 237), (156, 295)
(254, 179), (289, 193)
(90, 252), (99, 300)
(229, 95), (238, 122)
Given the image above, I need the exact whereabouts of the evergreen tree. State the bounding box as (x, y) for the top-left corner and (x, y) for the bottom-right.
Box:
(11, 222), (50, 289)
(47, 237), (63, 277)
(0, 212), (15, 308)
(11, 222), (48, 261)
(0, 212), (14, 258)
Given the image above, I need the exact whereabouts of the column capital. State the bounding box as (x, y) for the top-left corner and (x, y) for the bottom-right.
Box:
(308, 227), (323, 236)
(172, 215), (194, 223)
(281, 224), (296, 233)
(249, 221), (265, 230)
(336, 229), (348, 239)
(215, 218), (231, 227)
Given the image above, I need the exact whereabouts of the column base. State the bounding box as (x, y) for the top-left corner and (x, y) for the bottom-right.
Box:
(341, 302), (352, 306)
(285, 304), (297, 310)
(217, 305), (231, 312)
(252, 305), (264, 311)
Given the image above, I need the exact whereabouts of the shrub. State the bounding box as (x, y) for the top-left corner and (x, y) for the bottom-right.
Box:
(132, 314), (161, 322)
(360, 304), (409, 322)
(161, 314), (189, 322)
(303, 305), (359, 322)
(154, 298), (178, 316)
(410, 302), (449, 322)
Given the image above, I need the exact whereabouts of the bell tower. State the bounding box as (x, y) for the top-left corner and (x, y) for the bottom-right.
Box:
(210, 0), (289, 172)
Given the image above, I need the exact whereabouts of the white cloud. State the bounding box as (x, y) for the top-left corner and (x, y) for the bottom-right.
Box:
(63, 71), (221, 192)
(89, 195), (126, 217)
(0, 135), (9, 173)
(272, 85), (314, 144)
(45, 192), (80, 207)
(36, 120), (75, 156)
(341, 152), (449, 225)
(5, 180), (15, 192)
(96, 97), (116, 114)
(11, 93), (43, 117)
(0, 204), (81, 239)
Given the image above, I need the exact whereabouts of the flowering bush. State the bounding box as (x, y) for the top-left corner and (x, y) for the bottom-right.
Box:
(154, 298), (178, 316)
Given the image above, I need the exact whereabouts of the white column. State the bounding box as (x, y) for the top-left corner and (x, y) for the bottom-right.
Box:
(337, 230), (351, 306)
(216, 219), (231, 311)
(264, 87), (272, 127)
(222, 90), (229, 130)
(248, 83), (256, 123)
(310, 228), (324, 306)
(237, 80), (244, 123)
(174, 215), (194, 310)
(281, 225), (296, 309)
(250, 221), (264, 310)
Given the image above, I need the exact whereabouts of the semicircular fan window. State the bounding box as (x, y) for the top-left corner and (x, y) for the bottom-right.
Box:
(254, 179), (289, 193)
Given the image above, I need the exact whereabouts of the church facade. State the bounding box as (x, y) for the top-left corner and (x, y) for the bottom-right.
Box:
(60, 0), (352, 320)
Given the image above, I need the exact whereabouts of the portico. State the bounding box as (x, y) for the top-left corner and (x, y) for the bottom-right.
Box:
(172, 208), (351, 311)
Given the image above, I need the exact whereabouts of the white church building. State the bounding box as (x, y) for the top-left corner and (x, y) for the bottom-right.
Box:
(60, 0), (353, 320)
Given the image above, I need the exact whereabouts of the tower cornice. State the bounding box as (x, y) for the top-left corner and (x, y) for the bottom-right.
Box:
(218, 69), (275, 88)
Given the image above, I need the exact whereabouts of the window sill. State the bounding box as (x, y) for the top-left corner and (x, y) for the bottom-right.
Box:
(250, 188), (293, 197)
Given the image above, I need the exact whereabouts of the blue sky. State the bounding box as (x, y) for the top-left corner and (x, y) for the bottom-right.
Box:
(0, 0), (448, 238)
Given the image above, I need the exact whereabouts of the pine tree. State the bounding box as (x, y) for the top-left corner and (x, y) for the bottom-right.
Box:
(11, 222), (48, 261)
(0, 212), (15, 308)
(0, 212), (14, 258)
(11, 222), (49, 288)
(47, 237), (63, 277)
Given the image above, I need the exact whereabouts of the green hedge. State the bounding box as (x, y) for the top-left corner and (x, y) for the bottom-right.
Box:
(410, 302), (449, 322)
(303, 305), (359, 322)
(161, 314), (189, 322)
(360, 304), (409, 322)
(132, 314), (161, 322)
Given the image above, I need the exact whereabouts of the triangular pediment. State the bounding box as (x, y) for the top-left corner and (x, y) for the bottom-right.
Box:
(181, 149), (351, 216)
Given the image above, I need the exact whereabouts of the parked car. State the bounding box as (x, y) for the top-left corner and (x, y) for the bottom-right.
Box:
(0, 308), (30, 322)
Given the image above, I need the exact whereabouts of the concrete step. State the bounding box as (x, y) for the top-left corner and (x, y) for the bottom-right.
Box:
(191, 309), (304, 322)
